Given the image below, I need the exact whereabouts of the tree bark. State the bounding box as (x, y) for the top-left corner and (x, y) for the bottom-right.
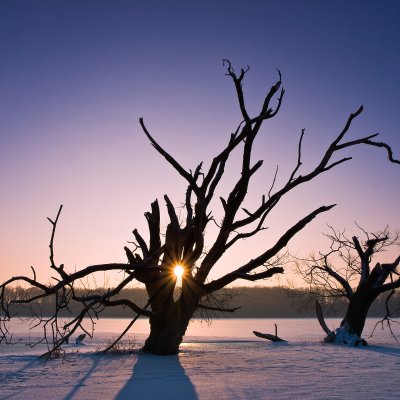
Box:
(142, 303), (194, 355)
(334, 290), (377, 345)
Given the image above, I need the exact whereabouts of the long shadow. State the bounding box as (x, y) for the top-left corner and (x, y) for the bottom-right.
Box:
(1, 351), (100, 400)
(360, 344), (400, 358)
(0, 354), (41, 399)
(115, 352), (198, 400)
(63, 353), (102, 400)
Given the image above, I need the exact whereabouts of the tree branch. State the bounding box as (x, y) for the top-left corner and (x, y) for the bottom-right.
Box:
(223, 59), (250, 122)
(375, 256), (400, 293)
(231, 267), (284, 281)
(313, 261), (354, 299)
(139, 118), (200, 194)
(205, 204), (334, 292)
(197, 303), (241, 313)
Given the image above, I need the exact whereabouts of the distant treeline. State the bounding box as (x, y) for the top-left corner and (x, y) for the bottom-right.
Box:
(4, 286), (400, 319)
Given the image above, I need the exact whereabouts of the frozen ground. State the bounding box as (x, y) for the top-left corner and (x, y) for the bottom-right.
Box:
(1, 319), (400, 399)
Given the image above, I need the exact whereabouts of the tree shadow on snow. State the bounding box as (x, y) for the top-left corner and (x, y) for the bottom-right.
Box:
(115, 352), (198, 400)
(361, 344), (400, 358)
(63, 353), (103, 400)
(0, 355), (46, 400)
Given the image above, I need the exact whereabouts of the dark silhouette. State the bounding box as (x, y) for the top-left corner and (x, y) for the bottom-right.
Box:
(116, 353), (198, 400)
(1, 60), (399, 356)
(253, 323), (286, 342)
(299, 227), (400, 345)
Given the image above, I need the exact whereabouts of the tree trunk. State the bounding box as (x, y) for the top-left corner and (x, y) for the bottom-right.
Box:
(142, 303), (193, 355)
(334, 290), (376, 345)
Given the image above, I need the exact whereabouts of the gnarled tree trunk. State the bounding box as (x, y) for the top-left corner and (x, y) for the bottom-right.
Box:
(334, 290), (377, 345)
(143, 304), (193, 355)
(339, 291), (376, 337)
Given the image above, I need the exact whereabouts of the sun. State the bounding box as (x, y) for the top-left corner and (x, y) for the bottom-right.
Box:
(173, 264), (184, 279)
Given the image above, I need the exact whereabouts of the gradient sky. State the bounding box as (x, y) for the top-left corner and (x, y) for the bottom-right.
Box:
(1, 0), (399, 287)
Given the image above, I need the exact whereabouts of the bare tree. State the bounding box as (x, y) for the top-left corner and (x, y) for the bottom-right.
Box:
(299, 226), (400, 345)
(1, 60), (399, 356)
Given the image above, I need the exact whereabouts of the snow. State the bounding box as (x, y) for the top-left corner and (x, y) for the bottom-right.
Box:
(1, 319), (400, 399)
(333, 324), (367, 346)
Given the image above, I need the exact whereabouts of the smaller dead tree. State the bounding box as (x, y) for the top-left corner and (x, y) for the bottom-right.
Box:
(299, 226), (400, 345)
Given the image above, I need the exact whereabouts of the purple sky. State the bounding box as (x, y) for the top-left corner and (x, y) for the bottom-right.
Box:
(1, 0), (399, 286)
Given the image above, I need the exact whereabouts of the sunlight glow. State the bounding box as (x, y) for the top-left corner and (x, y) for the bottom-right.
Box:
(174, 264), (184, 279)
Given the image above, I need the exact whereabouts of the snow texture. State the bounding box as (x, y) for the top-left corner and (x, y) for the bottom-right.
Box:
(333, 324), (367, 346)
(1, 319), (399, 399)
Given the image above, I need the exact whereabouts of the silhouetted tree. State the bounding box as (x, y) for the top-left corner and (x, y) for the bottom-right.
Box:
(1, 60), (399, 356)
(299, 227), (400, 345)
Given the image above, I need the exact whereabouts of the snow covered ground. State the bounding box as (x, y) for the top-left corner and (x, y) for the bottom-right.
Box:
(1, 319), (399, 399)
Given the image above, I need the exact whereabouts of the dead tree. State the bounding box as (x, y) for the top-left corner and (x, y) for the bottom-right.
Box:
(1, 60), (399, 356)
(299, 227), (400, 345)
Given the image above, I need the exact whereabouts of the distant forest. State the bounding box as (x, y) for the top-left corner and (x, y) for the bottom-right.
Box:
(4, 286), (400, 319)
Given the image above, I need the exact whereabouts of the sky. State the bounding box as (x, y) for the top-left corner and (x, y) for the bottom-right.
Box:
(0, 0), (399, 287)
